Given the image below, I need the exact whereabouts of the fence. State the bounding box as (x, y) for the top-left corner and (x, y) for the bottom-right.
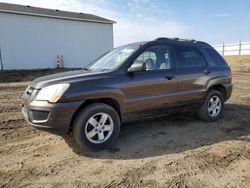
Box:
(213, 41), (250, 56)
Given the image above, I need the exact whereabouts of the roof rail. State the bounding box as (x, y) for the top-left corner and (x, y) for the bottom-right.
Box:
(178, 38), (196, 43)
(195, 41), (211, 46)
(154, 37), (178, 41)
(154, 37), (196, 43)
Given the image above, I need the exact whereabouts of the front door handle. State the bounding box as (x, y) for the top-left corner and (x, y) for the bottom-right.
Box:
(164, 75), (175, 80)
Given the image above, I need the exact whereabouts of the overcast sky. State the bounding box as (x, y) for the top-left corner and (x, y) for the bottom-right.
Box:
(1, 0), (250, 46)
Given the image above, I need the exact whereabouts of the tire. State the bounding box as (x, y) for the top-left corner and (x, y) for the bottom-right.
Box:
(73, 103), (121, 150)
(198, 90), (224, 122)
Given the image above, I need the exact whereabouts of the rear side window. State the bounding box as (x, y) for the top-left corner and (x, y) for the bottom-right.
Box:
(175, 45), (205, 68)
(205, 48), (226, 67)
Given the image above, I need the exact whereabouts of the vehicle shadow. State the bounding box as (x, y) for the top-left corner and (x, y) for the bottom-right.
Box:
(63, 103), (250, 160)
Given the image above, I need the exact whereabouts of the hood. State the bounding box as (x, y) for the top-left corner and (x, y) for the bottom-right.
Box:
(30, 70), (103, 89)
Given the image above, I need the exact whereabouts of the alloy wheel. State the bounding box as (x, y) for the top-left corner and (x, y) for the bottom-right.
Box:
(85, 113), (114, 144)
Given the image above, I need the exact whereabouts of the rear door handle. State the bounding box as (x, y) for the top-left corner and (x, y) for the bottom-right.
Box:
(164, 75), (175, 80)
(204, 69), (211, 75)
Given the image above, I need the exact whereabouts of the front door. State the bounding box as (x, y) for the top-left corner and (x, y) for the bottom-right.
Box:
(123, 44), (178, 113)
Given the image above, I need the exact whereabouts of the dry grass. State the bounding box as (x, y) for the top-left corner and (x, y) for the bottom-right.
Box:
(0, 68), (77, 83)
(224, 55), (250, 72)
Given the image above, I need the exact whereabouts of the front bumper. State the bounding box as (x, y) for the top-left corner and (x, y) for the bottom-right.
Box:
(22, 99), (83, 135)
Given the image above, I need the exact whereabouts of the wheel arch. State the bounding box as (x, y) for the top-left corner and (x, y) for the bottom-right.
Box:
(207, 84), (227, 100)
(68, 98), (122, 134)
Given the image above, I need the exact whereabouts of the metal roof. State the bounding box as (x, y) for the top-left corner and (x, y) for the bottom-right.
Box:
(0, 2), (115, 24)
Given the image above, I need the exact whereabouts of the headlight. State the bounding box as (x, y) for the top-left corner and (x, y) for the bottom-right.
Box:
(36, 84), (70, 103)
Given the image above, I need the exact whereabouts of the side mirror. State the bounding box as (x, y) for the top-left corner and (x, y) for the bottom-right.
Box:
(128, 63), (146, 73)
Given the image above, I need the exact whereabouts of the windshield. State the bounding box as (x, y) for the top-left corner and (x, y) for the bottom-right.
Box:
(86, 45), (139, 71)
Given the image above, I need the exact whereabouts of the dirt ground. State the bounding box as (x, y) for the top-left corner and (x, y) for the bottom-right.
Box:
(1, 58), (250, 188)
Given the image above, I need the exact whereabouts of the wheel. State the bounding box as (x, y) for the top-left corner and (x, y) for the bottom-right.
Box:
(73, 103), (121, 150)
(198, 90), (224, 122)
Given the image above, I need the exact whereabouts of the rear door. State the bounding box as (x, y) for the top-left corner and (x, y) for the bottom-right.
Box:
(174, 44), (209, 105)
(124, 44), (177, 112)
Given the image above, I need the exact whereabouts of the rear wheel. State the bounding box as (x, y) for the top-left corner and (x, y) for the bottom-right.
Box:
(198, 90), (224, 122)
(73, 103), (120, 150)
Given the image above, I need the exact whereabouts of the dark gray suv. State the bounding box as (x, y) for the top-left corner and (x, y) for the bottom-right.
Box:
(22, 38), (232, 150)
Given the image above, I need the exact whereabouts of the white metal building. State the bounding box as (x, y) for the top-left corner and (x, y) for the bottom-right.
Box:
(0, 3), (115, 70)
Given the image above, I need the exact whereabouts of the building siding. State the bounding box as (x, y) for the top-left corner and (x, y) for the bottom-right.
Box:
(0, 12), (113, 70)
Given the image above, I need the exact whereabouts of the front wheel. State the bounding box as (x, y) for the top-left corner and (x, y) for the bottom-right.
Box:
(73, 103), (121, 150)
(198, 90), (224, 122)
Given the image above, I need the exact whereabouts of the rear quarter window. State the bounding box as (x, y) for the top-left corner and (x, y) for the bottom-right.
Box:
(205, 48), (227, 67)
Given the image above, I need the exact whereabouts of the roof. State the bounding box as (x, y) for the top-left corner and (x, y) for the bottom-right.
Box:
(0, 2), (115, 24)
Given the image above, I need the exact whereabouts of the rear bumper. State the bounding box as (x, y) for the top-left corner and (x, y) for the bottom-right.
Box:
(21, 100), (83, 135)
(224, 83), (233, 101)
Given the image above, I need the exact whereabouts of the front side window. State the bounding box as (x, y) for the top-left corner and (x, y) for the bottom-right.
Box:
(87, 45), (139, 71)
(175, 45), (205, 68)
(136, 52), (157, 65)
(131, 45), (172, 71)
